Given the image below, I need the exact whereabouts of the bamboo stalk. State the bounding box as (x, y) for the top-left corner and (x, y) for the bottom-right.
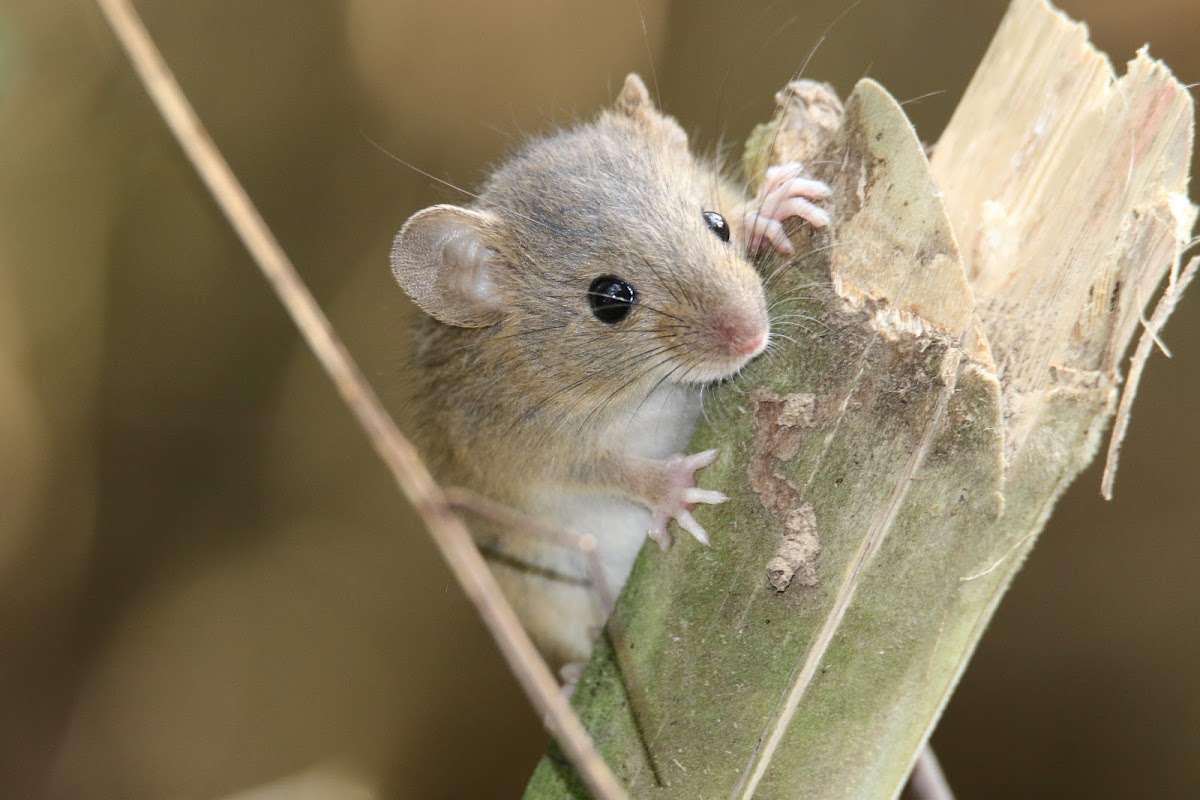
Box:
(525, 0), (1195, 796)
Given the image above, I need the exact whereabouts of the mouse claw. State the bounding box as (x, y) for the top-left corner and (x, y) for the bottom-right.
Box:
(747, 218), (793, 257)
(764, 164), (831, 200)
(674, 510), (710, 546)
(684, 487), (728, 505)
(559, 662), (585, 698)
(642, 449), (725, 549)
(741, 161), (832, 257)
(685, 448), (721, 470)
(648, 514), (675, 551)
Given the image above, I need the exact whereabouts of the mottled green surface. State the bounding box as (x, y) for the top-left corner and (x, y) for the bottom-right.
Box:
(525, 80), (1114, 799)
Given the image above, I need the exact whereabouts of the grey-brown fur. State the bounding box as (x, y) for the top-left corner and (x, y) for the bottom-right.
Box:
(390, 73), (826, 666)
(396, 75), (760, 502)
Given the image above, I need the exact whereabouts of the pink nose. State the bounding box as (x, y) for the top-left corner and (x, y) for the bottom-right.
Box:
(717, 319), (767, 358)
(733, 332), (766, 356)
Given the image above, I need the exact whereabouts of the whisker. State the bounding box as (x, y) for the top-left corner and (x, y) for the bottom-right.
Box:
(633, 254), (685, 307)
(503, 340), (682, 452)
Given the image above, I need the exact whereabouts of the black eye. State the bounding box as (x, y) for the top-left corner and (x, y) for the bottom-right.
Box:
(703, 210), (731, 243)
(588, 276), (636, 323)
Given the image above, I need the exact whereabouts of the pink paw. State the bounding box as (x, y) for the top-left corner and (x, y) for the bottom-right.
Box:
(742, 162), (831, 257)
(647, 449), (728, 550)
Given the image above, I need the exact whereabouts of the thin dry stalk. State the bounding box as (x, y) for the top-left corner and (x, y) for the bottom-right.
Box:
(444, 487), (668, 786)
(443, 487), (617, 617)
(90, 1), (627, 797)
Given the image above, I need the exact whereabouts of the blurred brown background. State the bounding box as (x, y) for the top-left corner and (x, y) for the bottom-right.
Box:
(0, 1), (1196, 798)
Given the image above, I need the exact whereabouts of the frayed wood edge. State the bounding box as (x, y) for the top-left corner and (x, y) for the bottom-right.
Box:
(1101, 254), (1199, 500)
(90, 1), (627, 797)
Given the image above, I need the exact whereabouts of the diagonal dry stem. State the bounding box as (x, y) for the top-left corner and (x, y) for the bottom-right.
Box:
(90, 0), (627, 797)
(443, 486), (669, 786)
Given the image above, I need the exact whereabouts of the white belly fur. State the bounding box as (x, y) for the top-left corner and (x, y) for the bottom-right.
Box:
(528, 383), (702, 663)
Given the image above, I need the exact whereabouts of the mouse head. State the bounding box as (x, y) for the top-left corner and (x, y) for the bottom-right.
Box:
(391, 74), (770, 402)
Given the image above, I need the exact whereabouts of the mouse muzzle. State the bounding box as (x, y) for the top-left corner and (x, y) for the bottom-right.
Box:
(683, 296), (770, 382)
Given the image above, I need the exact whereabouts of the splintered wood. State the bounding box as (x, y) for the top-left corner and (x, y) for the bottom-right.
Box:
(930, 0), (1196, 483)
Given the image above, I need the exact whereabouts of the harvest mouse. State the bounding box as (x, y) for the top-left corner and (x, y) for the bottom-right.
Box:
(391, 73), (830, 670)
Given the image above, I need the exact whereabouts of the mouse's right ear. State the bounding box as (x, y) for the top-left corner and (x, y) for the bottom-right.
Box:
(614, 73), (689, 156)
(390, 204), (506, 328)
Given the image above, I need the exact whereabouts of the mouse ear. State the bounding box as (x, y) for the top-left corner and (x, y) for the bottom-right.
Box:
(390, 204), (506, 328)
(614, 73), (689, 153)
(615, 73), (655, 117)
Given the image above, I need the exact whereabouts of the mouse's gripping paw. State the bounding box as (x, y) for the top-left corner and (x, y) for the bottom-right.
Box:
(741, 162), (831, 258)
(643, 449), (728, 551)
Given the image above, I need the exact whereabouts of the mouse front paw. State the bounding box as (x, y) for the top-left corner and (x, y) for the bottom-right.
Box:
(642, 449), (728, 550)
(741, 162), (831, 257)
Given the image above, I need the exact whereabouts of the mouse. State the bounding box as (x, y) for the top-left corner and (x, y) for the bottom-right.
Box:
(390, 73), (830, 671)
